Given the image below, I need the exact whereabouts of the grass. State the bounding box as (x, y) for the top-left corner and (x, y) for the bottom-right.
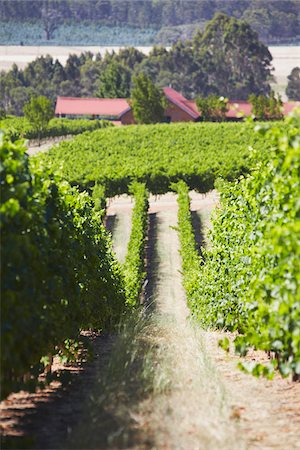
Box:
(62, 309), (173, 449)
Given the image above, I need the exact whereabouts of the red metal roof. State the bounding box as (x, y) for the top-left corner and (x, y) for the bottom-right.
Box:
(189, 100), (299, 119)
(283, 102), (300, 114)
(55, 96), (131, 117)
(163, 87), (200, 119)
(226, 101), (253, 118)
(227, 101), (300, 118)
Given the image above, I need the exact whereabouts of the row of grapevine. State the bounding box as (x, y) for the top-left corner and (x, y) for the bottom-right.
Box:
(0, 134), (126, 398)
(41, 121), (278, 196)
(182, 114), (300, 379)
(0, 116), (112, 142)
(173, 180), (202, 300)
(123, 182), (149, 306)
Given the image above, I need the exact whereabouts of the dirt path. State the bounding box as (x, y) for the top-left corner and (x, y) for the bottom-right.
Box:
(106, 195), (133, 264)
(26, 135), (73, 156)
(145, 192), (300, 450)
(141, 192), (243, 449)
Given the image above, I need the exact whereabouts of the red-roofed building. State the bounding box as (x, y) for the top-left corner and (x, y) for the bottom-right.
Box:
(283, 102), (300, 115)
(55, 90), (300, 125)
(187, 99), (300, 120)
(226, 101), (253, 119)
(55, 89), (201, 124)
(55, 97), (134, 124)
(163, 87), (200, 121)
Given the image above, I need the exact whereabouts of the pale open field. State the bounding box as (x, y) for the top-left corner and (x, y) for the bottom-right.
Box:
(0, 45), (299, 99)
(0, 45), (155, 71)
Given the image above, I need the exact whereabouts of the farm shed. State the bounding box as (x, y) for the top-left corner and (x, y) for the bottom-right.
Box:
(55, 97), (134, 124)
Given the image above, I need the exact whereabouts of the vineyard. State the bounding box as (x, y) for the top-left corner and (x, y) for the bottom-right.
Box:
(1, 114), (300, 448)
(41, 121), (276, 195)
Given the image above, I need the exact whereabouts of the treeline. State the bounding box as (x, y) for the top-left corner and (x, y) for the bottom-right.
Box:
(0, 14), (273, 115)
(0, 0), (299, 44)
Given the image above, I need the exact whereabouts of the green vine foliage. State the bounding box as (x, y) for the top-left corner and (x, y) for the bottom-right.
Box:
(123, 182), (149, 306)
(172, 180), (202, 299)
(0, 116), (113, 142)
(190, 113), (300, 379)
(0, 134), (126, 398)
(42, 121), (275, 196)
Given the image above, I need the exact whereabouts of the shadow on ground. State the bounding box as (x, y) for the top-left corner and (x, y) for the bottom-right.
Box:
(191, 210), (206, 258)
(105, 213), (117, 235)
(143, 212), (159, 310)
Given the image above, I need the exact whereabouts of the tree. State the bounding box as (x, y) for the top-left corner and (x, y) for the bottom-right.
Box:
(97, 62), (131, 98)
(198, 13), (273, 99)
(286, 67), (300, 101)
(80, 59), (102, 97)
(41, 1), (62, 41)
(196, 95), (228, 121)
(114, 47), (145, 71)
(131, 74), (166, 124)
(23, 96), (53, 143)
(249, 92), (283, 120)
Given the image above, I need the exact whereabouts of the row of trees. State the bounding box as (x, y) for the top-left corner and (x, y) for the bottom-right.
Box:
(0, 0), (299, 44)
(1, 14), (276, 115)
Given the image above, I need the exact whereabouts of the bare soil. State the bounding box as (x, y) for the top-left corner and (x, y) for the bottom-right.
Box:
(0, 332), (116, 449)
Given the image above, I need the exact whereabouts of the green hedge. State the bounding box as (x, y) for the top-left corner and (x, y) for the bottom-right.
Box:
(0, 116), (113, 142)
(173, 180), (202, 302)
(123, 182), (149, 306)
(0, 134), (125, 398)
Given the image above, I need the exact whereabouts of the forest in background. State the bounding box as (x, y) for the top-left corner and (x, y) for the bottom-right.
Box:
(0, 0), (299, 45)
(1, 14), (277, 115)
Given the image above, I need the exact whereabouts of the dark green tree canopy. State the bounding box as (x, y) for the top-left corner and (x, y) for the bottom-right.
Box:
(131, 74), (165, 124)
(98, 62), (131, 98)
(286, 67), (300, 101)
(197, 13), (272, 98)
